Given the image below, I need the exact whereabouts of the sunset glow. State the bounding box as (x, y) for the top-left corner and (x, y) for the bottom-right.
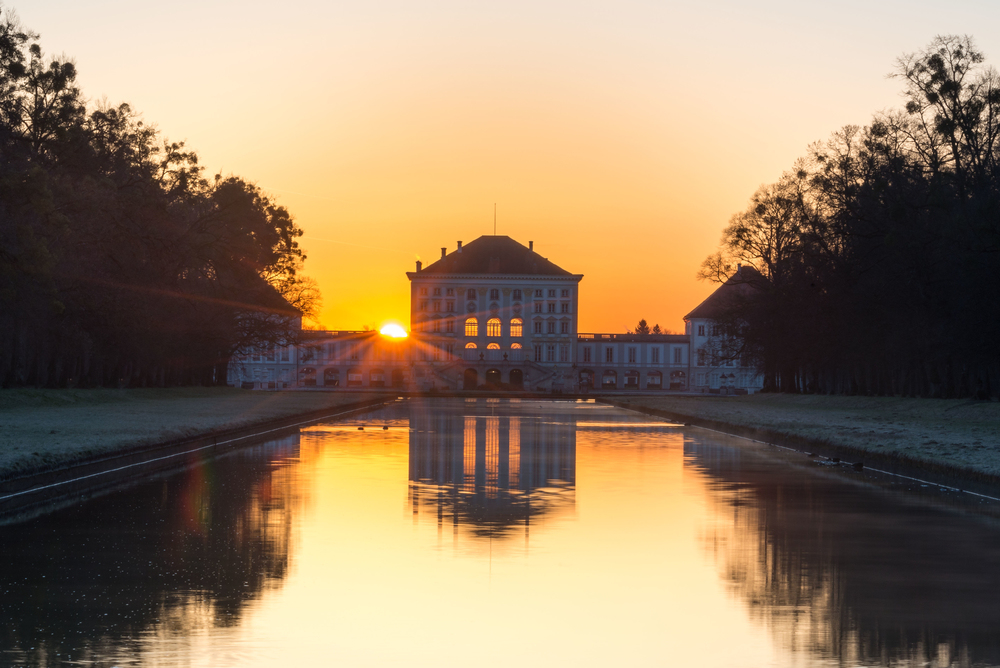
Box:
(379, 323), (408, 339)
(19, 0), (1000, 331)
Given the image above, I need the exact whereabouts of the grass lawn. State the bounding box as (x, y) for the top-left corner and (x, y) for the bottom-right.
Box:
(0, 388), (380, 479)
(616, 394), (1000, 479)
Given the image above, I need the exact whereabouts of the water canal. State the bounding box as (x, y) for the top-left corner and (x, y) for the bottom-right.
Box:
(2, 398), (1000, 667)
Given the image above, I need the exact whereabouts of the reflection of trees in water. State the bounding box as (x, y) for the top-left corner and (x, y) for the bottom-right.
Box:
(408, 407), (576, 541)
(690, 439), (1000, 667)
(0, 434), (303, 665)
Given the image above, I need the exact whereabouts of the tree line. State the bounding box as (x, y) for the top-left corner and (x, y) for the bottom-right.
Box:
(0, 7), (319, 387)
(701, 36), (1000, 398)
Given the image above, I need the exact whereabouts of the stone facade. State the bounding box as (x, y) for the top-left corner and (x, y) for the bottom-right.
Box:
(228, 235), (763, 393)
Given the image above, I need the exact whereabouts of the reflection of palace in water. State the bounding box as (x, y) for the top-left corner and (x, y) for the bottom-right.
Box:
(407, 402), (576, 538)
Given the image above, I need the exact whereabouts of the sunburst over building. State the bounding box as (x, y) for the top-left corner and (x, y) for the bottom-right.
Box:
(228, 235), (763, 393)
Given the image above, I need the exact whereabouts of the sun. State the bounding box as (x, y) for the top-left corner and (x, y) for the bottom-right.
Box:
(379, 323), (408, 338)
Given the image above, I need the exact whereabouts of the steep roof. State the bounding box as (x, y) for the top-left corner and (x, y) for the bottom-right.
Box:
(684, 265), (767, 321)
(412, 236), (574, 277)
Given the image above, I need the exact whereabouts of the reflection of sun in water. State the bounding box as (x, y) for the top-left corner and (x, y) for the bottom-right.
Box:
(379, 323), (408, 338)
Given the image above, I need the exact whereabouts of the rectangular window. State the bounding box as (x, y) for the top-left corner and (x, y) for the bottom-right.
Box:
(534, 303), (543, 313)
(534, 321), (542, 333)
(698, 349), (706, 366)
(420, 300), (428, 311)
(433, 288), (441, 296)
(433, 301), (440, 312)
(547, 322), (556, 334)
(534, 344), (542, 361)
(446, 288), (454, 296)
(674, 347), (682, 364)
(433, 319), (441, 332)
(546, 344), (556, 362)
(547, 303), (556, 313)
(651, 347), (660, 364)
(420, 288), (428, 295)
(490, 288), (499, 300)
(513, 289), (522, 300)
(560, 321), (569, 334)
(561, 303), (569, 313)
(697, 325), (705, 336)
(446, 320), (455, 333)
(559, 345), (568, 362)
(446, 343), (454, 360)
(548, 289), (556, 298)
(446, 301), (454, 312)
(433, 346), (441, 360)
(281, 348), (290, 362)
(534, 289), (543, 298)
(561, 289), (569, 298)
(628, 347), (636, 364)
(605, 347), (614, 363)
(583, 347), (592, 363)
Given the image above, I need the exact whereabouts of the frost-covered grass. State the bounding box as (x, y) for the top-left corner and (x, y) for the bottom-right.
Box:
(619, 394), (1000, 478)
(0, 388), (378, 479)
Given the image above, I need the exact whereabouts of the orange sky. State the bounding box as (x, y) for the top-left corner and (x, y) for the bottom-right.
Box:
(20, 1), (1000, 331)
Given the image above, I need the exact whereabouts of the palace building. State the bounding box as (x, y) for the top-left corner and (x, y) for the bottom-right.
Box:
(227, 235), (763, 394)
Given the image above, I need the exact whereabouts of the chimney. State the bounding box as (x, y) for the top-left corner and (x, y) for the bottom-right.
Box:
(416, 260), (422, 272)
(529, 240), (534, 251)
(441, 247), (446, 259)
(457, 240), (463, 253)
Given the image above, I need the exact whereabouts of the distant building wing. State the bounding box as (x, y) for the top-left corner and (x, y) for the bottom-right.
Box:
(684, 265), (767, 321)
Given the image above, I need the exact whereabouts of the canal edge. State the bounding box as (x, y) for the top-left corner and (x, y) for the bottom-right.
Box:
(0, 395), (401, 518)
(598, 397), (1000, 502)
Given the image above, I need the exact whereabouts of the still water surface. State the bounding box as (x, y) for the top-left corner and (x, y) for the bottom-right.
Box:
(3, 399), (1000, 667)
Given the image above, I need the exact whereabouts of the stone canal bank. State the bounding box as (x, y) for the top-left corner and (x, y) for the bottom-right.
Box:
(608, 394), (1000, 485)
(0, 388), (389, 480)
(4, 388), (1000, 490)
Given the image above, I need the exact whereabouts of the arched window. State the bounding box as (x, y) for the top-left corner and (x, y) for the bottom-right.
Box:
(466, 288), (477, 300)
(487, 342), (500, 349)
(465, 317), (478, 337)
(510, 318), (522, 337)
(487, 317), (501, 337)
(511, 342), (522, 349)
(465, 342), (477, 349)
